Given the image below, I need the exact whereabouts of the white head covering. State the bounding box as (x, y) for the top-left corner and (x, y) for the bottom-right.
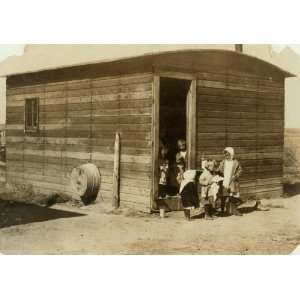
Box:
(223, 147), (235, 189)
(224, 147), (234, 160)
(179, 170), (196, 194)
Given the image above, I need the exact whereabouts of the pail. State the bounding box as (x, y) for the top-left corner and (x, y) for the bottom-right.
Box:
(159, 208), (165, 218)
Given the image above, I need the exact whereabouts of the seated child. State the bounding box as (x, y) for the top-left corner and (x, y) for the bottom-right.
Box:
(179, 170), (199, 220)
(199, 160), (223, 220)
(158, 145), (169, 199)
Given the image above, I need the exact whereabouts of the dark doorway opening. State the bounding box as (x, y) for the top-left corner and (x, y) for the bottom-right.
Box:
(158, 77), (191, 197)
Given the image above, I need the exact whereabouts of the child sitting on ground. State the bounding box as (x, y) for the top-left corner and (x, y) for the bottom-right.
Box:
(158, 145), (169, 199)
(199, 160), (223, 220)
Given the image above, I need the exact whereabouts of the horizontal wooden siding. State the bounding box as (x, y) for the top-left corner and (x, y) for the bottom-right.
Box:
(196, 71), (284, 198)
(6, 73), (153, 211)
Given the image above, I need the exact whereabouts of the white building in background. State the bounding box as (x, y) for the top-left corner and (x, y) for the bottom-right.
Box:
(0, 44), (299, 127)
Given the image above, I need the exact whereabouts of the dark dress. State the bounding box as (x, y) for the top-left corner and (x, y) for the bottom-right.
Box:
(180, 182), (199, 208)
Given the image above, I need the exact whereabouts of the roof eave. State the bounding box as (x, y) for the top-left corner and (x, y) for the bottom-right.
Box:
(3, 48), (296, 79)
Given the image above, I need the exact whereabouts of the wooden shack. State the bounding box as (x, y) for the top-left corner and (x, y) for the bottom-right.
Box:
(0, 124), (6, 183)
(5, 50), (293, 212)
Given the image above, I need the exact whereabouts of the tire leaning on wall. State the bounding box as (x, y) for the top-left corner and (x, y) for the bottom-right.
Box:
(70, 163), (101, 205)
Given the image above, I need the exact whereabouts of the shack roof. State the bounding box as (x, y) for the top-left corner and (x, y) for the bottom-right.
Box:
(7, 49), (295, 88)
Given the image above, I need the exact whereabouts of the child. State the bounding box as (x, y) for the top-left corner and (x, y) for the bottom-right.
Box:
(179, 170), (199, 220)
(199, 160), (222, 220)
(175, 139), (187, 186)
(201, 153), (207, 171)
(158, 145), (169, 199)
(217, 147), (243, 216)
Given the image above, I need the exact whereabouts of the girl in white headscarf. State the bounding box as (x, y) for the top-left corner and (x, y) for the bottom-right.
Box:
(217, 147), (243, 216)
(179, 170), (199, 220)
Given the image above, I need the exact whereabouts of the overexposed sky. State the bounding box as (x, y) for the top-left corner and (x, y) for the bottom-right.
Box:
(272, 44), (300, 54)
(0, 44), (24, 62)
(1, 44), (300, 63)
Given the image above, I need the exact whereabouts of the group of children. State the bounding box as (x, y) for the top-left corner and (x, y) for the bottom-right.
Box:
(158, 141), (243, 220)
(158, 139), (187, 198)
(198, 147), (243, 220)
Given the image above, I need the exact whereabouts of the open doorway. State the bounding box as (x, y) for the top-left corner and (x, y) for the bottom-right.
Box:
(158, 77), (191, 198)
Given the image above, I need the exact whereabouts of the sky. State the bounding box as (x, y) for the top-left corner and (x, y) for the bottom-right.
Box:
(272, 44), (300, 54)
(0, 44), (24, 62)
(1, 44), (300, 63)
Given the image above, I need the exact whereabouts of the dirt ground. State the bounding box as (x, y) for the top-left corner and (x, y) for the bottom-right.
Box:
(0, 194), (299, 255)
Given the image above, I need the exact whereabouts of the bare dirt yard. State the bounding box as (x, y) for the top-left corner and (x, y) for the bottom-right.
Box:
(0, 193), (299, 255)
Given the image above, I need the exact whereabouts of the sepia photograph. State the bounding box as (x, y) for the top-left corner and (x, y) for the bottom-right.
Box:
(1, 1), (300, 299)
(0, 44), (299, 255)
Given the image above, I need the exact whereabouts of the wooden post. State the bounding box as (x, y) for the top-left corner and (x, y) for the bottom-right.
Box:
(151, 75), (160, 211)
(112, 132), (120, 208)
(186, 79), (197, 170)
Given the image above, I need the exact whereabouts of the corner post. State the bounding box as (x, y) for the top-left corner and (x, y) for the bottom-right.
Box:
(151, 75), (160, 211)
(186, 79), (197, 170)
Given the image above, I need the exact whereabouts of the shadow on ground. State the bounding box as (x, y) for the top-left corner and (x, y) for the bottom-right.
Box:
(0, 200), (86, 229)
(283, 182), (300, 197)
(190, 202), (259, 219)
(239, 205), (257, 214)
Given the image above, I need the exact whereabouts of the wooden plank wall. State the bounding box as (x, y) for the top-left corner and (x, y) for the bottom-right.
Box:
(6, 73), (153, 211)
(196, 71), (285, 199)
(0, 163), (5, 183)
(0, 130), (6, 183)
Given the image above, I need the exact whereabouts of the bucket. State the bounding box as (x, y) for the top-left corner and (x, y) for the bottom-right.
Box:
(159, 207), (165, 219)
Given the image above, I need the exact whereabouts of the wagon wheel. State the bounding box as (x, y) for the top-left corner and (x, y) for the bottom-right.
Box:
(70, 163), (101, 205)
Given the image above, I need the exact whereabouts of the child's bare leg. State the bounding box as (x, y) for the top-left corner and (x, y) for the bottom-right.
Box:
(221, 196), (226, 215)
(225, 197), (232, 215)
